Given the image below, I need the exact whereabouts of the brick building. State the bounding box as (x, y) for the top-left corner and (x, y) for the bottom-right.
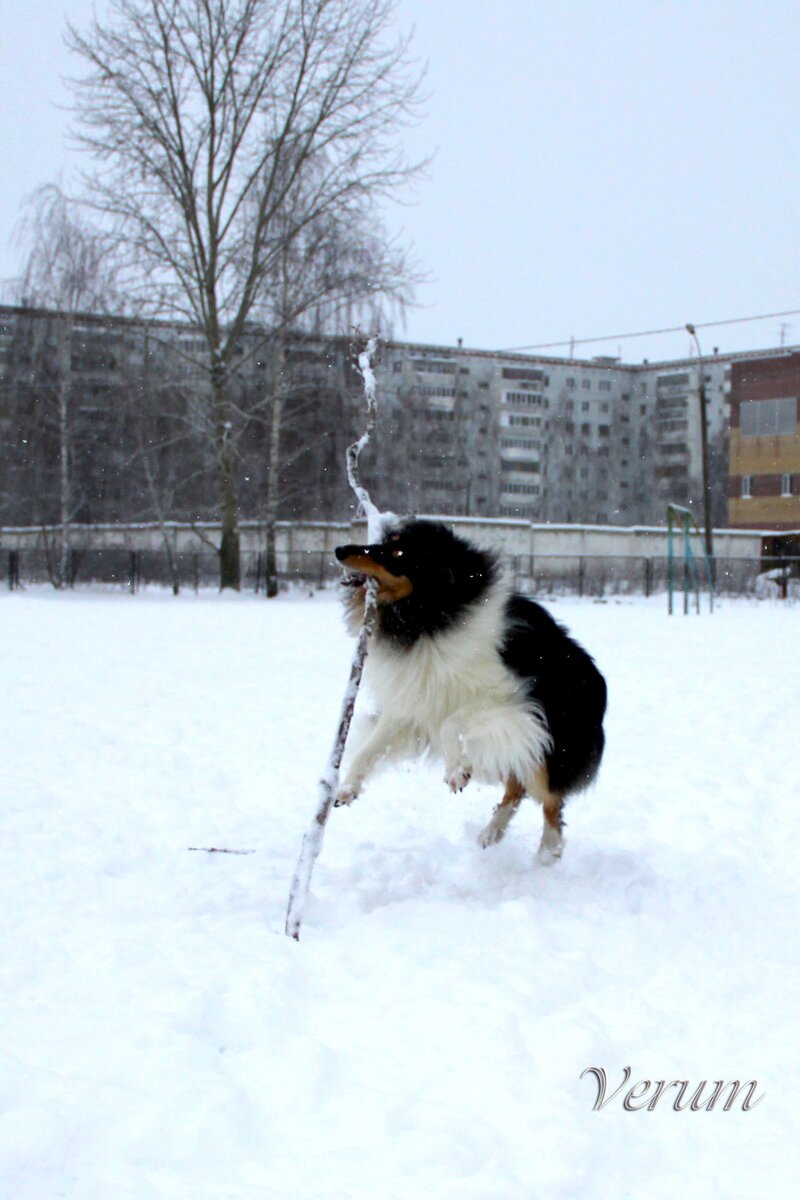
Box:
(727, 354), (800, 530)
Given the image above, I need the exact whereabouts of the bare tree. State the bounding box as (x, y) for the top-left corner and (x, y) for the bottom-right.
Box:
(66, 0), (424, 588)
(14, 183), (122, 315)
(10, 184), (122, 584)
(249, 165), (415, 594)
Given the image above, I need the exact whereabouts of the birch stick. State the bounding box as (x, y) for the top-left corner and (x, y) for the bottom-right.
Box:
(285, 336), (382, 940)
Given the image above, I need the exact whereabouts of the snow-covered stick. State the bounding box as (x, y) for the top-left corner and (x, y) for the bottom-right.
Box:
(285, 335), (382, 940)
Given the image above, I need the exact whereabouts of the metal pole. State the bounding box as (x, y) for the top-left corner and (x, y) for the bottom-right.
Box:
(668, 507), (675, 614)
(686, 324), (715, 591)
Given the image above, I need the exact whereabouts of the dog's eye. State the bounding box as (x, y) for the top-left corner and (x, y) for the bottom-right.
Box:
(391, 548), (404, 558)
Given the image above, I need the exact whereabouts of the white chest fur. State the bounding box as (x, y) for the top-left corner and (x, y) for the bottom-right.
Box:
(363, 585), (552, 785)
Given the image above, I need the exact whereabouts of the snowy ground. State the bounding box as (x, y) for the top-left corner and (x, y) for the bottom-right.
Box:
(1, 587), (798, 1199)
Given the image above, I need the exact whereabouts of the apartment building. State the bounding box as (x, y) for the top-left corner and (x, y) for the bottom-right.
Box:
(2, 301), (798, 531)
(727, 353), (800, 530)
(376, 340), (735, 527)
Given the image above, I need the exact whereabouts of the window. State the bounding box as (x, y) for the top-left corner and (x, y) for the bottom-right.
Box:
(741, 475), (752, 498)
(566, 377), (576, 389)
(598, 380), (612, 392)
(782, 473), (792, 497)
(419, 385), (456, 400)
(502, 367), (545, 382)
(413, 359), (456, 375)
(501, 482), (541, 495)
(503, 390), (543, 407)
(501, 459), (540, 473)
(582, 378), (591, 389)
(500, 505), (539, 517)
(581, 401), (590, 412)
(500, 436), (541, 451)
(740, 397), (797, 437)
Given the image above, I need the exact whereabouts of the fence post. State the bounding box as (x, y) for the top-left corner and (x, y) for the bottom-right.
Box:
(129, 551), (138, 594)
(193, 554), (200, 593)
(578, 556), (585, 598)
(8, 550), (19, 591)
(644, 556), (652, 598)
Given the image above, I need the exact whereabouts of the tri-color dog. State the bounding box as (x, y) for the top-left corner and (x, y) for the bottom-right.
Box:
(335, 518), (606, 861)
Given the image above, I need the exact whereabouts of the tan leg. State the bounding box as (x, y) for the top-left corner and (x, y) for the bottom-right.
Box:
(528, 763), (565, 863)
(477, 775), (526, 848)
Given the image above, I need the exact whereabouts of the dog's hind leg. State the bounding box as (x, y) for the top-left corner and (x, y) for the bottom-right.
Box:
(528, 763), (565, 863)
(477, 775), (526, 848)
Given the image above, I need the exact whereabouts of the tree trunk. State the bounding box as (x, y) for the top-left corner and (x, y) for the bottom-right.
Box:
(264, 333), (286, 599)
(211, 358), (240, 590)
(57, 315), (73, 588)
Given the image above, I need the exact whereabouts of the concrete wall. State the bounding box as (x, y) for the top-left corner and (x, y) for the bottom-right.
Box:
(344, 515), (763, 560)
(0, 520), (349, 556)
(0, 517), (764, 560)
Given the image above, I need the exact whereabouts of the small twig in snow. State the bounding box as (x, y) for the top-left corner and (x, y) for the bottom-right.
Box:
(188, 846), (256, 855)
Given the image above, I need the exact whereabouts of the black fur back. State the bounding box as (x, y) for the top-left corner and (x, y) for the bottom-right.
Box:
(501, 595), (607, 795)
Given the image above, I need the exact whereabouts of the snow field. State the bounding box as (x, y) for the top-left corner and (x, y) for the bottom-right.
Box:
(1, 588), (798, 1199)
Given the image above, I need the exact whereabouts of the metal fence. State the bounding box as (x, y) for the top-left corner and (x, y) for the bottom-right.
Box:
(4, 546), (799, 598)
(505, 553), (796, 599)
(2, 547), (336, 593)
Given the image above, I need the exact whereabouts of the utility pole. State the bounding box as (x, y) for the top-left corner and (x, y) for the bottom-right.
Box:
(685, 323), (715, 586)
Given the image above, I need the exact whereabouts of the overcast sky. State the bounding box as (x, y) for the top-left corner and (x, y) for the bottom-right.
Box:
(2, 0), (800, 362)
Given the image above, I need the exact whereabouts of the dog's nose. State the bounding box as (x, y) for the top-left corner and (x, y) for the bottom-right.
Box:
(335, 544), (362, 562)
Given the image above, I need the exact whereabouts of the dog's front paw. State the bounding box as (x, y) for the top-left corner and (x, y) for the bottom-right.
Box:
(446, 766), (472, 794)
(334, 784), (359, 807)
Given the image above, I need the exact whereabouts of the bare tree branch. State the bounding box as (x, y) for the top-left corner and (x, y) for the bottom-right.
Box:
(64, 0), (425, 588)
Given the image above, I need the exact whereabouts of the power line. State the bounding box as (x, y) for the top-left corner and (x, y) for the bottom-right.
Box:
(501, 307), (800, 354)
